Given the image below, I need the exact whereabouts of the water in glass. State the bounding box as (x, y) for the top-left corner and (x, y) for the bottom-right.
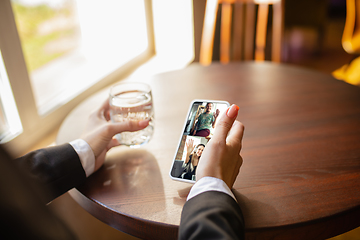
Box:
(110, 89), (154, 147)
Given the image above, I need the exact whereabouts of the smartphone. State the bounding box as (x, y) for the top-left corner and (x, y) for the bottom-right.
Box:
(169, 99), (230, 183)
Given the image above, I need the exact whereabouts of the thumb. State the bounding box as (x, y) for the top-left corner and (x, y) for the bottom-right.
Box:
(212, 104), (239, 141)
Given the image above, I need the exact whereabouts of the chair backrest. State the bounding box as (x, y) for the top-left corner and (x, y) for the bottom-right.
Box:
(342, 0), (360, 54)
(199, 0), (283, 65)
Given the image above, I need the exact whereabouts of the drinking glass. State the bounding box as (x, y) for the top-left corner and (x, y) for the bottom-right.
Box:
(109, 82), (154, 147)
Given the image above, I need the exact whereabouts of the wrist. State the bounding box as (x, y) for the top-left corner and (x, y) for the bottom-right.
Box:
(69, 139), (95, 177)
(187, 176), (236, 201)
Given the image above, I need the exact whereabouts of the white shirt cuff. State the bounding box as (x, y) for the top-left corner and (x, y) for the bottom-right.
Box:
(187, 176), (236, 202)
(69, 139), (95, 177)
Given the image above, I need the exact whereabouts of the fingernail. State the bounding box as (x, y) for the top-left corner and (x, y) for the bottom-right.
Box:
(226, 104), (239, 118)
(139, 119), (150, 128)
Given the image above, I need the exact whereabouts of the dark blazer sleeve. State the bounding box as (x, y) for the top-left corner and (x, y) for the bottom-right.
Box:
(0, 145), (78, 240)
(179, 191), (245, 240)
(15, 143), (87, 202)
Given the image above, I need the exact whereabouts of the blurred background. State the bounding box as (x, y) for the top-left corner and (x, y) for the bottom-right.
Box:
(0, 0), (359, 239)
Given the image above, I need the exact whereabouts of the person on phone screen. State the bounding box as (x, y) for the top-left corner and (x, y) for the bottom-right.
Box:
(192, 102), (220, 138)
(0, 101), (244, 240)
(180, 139), (205, 180)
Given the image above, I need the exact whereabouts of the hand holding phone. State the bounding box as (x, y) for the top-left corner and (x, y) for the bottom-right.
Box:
(196, 104), (244, 189)
(169, 100), (230, 183)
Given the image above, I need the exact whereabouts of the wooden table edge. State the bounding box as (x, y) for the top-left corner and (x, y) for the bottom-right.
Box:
(69, 184), (360, 240)
(69, 188), (179, 240)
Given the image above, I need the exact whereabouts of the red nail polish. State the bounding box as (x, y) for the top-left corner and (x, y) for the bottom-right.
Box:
(227, 105), (239, 118)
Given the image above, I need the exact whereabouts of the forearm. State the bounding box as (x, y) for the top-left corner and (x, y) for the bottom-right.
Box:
(179, 177), (244, 239)
(212, 117), (218, 128)
(15, 143), (87, 202)
(193, 120), (199, 132)
(179, 190), (244, 240)
(184, 151), (191, 164)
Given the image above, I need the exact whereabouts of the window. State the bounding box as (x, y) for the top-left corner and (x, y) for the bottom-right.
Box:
(0, 51), (22, 143)
(12, 0), (150, 114)
(0, 0), (194, 155)
(0, 50), (22, 143)
(0, 0), (155, 154)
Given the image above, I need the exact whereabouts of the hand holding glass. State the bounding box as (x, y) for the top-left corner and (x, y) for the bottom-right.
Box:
(109, 82), (154, 147)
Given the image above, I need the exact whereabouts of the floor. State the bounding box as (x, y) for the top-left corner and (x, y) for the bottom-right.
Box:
(37, 14), (360, 240)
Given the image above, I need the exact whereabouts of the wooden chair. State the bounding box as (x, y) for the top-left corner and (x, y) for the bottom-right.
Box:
(341, 0), (360, 55)
(199, 0), (283, 65)
(332, 0), (360, 86)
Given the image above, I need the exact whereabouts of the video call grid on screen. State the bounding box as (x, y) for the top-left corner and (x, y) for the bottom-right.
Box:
(170, 100), (229, 183)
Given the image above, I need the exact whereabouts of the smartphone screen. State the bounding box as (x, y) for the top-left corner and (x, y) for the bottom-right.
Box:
(169, 100), (230, 183)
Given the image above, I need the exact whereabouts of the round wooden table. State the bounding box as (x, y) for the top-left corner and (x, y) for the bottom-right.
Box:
(57, 62), (360, 240)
